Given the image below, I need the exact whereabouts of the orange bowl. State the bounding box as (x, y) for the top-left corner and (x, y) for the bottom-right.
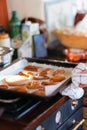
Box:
(53, 30), (87, 50)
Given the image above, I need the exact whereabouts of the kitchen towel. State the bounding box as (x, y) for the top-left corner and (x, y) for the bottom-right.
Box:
(59, 63), (87, 99)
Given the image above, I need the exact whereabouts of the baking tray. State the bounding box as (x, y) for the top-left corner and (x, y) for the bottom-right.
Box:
(0, 58), (77, 100)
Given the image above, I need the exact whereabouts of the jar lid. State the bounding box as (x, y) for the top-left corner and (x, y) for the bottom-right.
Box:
(0, 33), (9, 39)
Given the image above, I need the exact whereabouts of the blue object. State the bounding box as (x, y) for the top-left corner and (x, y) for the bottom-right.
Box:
(33, 34), (48, 57)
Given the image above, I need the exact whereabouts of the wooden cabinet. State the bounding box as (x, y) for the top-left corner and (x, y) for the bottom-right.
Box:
(0, 0), (9, 30)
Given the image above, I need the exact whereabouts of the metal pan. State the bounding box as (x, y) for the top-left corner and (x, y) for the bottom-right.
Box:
(0, 58), (77, 100)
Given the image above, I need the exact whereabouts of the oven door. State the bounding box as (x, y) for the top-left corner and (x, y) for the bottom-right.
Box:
(57, 107), (83, 130)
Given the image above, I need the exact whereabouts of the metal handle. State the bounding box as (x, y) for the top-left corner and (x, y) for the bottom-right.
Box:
(72, 119), (85, 130)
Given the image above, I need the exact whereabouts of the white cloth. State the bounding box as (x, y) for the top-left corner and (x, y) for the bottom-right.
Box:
(60, 63), (86, 99)
(76, 14), (87, 34)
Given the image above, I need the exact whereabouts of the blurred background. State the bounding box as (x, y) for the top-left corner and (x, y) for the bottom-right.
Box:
(1, 0), (87, 63)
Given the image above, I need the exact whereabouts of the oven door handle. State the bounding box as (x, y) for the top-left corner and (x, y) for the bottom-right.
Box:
(71, 119), (85, 130)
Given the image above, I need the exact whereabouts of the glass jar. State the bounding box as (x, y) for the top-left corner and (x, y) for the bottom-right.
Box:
(0, 33), (11, 48)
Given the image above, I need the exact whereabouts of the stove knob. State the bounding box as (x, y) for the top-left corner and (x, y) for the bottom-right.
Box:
(71, 100), (78, 110)
(35, 125), (45, 130)
(55, 111), (61, 124)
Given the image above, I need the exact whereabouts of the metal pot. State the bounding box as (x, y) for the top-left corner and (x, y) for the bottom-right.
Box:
(0, 46), (13, 67)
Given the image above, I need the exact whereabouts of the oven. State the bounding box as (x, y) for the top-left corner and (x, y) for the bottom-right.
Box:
(35, 98), (83, 130)
(0, 95), (83, 130)
(0, 58), (84, 130)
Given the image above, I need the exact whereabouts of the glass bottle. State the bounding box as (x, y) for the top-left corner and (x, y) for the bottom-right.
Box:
(9, 11), (21, 60)
(9, 11), (21, 38)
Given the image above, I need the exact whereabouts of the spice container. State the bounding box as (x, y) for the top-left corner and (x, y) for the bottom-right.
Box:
(0, 33), (11, 48)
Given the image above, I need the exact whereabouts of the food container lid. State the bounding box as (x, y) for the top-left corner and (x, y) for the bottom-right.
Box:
(0, 33), (9, 39)
(0, 46), (11, 56)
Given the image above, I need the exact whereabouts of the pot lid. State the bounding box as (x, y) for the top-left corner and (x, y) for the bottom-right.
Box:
(0, 46), (11, 55)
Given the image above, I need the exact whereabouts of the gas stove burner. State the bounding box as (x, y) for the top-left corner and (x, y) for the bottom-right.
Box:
(0, 97), (42, 119)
